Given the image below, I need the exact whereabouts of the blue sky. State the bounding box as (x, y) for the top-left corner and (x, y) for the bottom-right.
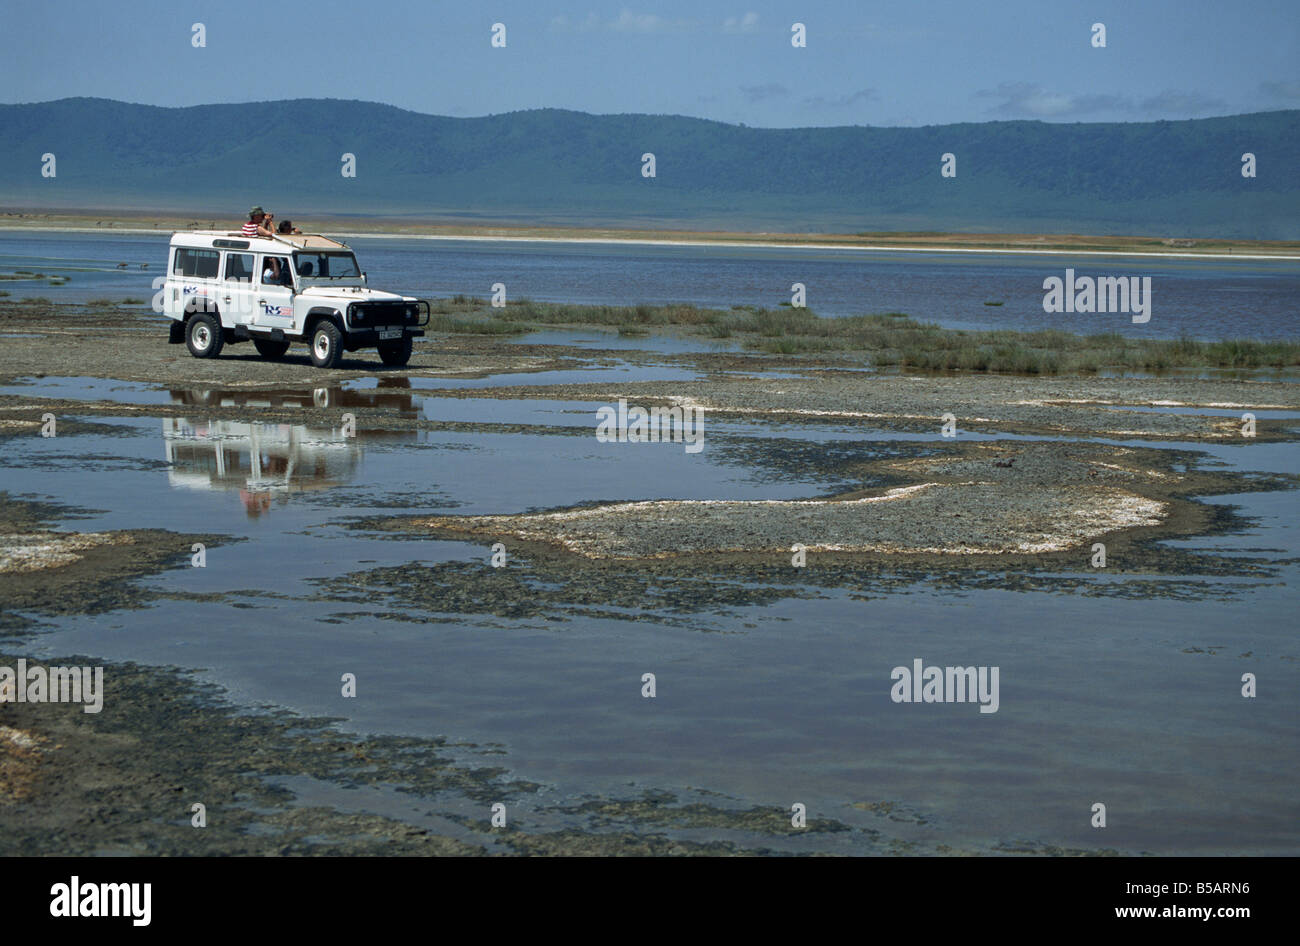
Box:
(2, 0), (1296, 126)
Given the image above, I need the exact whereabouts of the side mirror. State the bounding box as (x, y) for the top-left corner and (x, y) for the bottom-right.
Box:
(361, 272), (367, 284)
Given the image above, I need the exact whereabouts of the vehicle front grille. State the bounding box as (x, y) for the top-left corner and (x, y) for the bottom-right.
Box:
(350, 302), (411, 326)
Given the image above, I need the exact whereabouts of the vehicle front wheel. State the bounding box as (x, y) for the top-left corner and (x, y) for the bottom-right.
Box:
(186, 313), (224, 358)
(254, 338), (291, 359)
(309, 321), (344, 368)
(377, 335), (413, 367)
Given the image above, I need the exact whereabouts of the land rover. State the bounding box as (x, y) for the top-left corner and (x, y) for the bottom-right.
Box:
(163, 231), (429, 368)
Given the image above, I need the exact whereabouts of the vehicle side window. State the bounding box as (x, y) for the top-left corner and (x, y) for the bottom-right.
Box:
(293, 253), (359, 278)
(224, 253), (254, 282)
(173, 248), (220, 278)
(261, 256), (292, 287)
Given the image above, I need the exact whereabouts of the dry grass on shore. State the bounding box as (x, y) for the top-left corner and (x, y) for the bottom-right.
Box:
(425, 296), (1300, 374)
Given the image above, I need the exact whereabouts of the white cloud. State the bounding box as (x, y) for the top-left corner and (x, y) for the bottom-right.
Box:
(723, 12), (760, 34)
(975, 82), (1232, 119)
(803, 89), (878, 109)
(612, 10), (669, 33)
(740, 83), (789, 103)
(1261, 79), (1300, 101)
(550, 9), (692, 33)
(975, 82), (1125, 118)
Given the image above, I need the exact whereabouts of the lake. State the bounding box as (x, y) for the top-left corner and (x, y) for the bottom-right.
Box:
(2, 229), (1298, 340)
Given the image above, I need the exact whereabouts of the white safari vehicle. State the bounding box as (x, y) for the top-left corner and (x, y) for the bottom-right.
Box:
(163, 231), (428, 368)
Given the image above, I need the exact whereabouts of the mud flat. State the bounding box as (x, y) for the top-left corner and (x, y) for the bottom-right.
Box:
(412, 439), (1181, 560)
(2, 302), (1298, 445)
(6, 649), (856, 855)
(0, 494), (229, 633)
(0, 493), (892, 855)
(1, 299), (1296, 855)
(1, 449), (1101, 855)
(419, 483), (1164, 558)
(430, 374), (1300, 442)
(367, 435), (1288, 579)
(0, 299), (599, 390)
(3, 301), (1295, 584)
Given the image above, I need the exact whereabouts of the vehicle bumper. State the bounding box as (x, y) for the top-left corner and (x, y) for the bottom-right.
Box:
(345, 328), (424, 345)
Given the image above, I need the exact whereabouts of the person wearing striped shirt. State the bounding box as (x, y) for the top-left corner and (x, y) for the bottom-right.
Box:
(241, 206), (274, 237)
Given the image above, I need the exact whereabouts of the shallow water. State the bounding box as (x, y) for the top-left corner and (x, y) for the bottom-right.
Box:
(3, 375), (1297, 853)
(4, 230), (1299, 341)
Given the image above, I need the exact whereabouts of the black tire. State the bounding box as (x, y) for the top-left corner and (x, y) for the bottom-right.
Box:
(186, 313), (224, 358)
(253, 338), (291, 359)
(377, 335), (413, 367)
(309, 320), (344, 368)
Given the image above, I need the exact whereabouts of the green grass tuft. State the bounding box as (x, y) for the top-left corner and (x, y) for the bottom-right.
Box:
(414, 295), (1300, 375)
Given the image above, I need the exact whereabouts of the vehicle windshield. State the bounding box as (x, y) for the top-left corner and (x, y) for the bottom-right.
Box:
(293, 252), (362, 281)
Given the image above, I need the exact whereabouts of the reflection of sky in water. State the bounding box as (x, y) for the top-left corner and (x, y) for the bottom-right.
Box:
(2, 403), (1296, 854)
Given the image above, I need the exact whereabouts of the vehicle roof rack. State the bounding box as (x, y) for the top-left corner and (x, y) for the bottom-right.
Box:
(173, 230), (351, 250)
(271, 233), (351, 250)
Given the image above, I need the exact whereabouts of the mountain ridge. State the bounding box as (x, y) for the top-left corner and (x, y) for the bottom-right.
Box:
(2, 98), (1296, 237)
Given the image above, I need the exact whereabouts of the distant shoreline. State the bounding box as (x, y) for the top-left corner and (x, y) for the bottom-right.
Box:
(3, 214), (1299, 261)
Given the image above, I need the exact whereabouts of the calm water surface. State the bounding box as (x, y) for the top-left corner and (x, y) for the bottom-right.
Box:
(1, 373), (1295, 854)
(3, 230), (1298, 340)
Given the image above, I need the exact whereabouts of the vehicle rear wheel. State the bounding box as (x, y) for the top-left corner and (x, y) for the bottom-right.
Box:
(309, 321), (344, 368)
(254, 338), (291, 359)
(377, 335), (413, 367)
(186, 313), (224, 358)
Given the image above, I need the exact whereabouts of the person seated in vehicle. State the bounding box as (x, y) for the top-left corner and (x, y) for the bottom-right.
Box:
(277, 219), (303, 235)
(241, 206), (275, 237)
(261, 256), (293, 287)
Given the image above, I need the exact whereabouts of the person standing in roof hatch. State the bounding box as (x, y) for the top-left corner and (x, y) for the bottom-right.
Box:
(241, 206), (275, 237)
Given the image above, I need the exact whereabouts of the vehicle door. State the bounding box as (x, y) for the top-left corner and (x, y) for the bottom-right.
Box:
(254, 255), (296, 331)
(173, 246), (221, 320)
(220, 251), (258, 326)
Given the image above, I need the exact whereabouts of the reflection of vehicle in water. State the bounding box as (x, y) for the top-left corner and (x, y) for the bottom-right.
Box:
(160, 381), (422, 516)
(167, 379), (420, 417)
(162, 417), (362, 517)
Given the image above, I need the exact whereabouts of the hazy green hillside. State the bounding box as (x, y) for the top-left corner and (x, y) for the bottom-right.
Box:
(1, 98), (1296, 237)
